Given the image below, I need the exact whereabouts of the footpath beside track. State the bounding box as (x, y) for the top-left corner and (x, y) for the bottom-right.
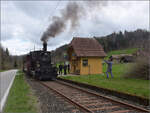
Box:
(40, 80), (149, 113)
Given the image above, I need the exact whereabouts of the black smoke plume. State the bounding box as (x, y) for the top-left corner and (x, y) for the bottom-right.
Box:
(41, 1), (108, 42)
(41, 2), (84, 42)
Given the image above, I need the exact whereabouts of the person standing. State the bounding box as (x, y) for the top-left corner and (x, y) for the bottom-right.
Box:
(67, 64), (70, 74)
(104, 56), (114, 78)
(58, 64), (63, 75)
(64, 64), (67, 75)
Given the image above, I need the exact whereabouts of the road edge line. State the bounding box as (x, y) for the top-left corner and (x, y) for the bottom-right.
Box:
(0, 71), (16, 112)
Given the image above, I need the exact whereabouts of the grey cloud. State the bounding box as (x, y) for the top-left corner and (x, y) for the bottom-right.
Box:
(1, 1), (149, 55)
(1, 26), (13, 41)
(12, 1), (58, 20)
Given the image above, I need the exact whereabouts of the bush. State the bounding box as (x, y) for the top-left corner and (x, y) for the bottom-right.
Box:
(124, 54), (149, 80)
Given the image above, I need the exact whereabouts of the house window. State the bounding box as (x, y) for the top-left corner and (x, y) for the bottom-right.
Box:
(82, 59), (88, 66)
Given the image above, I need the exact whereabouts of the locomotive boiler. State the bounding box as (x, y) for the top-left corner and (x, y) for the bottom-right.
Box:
(24, 42), (58, 80)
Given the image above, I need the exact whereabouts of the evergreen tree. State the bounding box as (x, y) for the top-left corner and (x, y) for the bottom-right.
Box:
(95, 29), (150, 52)
(14, 60), (18, 68)
(6, 48), (9, 56)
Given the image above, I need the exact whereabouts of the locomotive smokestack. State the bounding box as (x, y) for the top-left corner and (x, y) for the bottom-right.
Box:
(43, 42), (47, 51)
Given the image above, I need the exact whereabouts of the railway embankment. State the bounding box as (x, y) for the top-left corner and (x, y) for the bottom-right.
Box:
(58, 78), (149, 107)
(43, 80), (149, 112)
(4, 71), (39, 113)
(59, 63), (149, 107)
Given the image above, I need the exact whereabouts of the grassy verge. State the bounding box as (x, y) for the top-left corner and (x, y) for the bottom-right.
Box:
(0, 70), (8, 72)
(4, 71), (38, 113)
(60, 63), (150, 99)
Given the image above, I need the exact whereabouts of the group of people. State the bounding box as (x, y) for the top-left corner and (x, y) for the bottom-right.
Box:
(58, 64), (70, 75)
(57, 56), (114, 78)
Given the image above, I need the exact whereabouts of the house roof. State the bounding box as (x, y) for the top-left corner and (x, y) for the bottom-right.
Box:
(69, 37), (107, 57)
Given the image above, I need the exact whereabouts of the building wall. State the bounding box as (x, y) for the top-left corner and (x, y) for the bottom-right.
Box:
(70, 58), (81, 74)
(80, 57), (103, 75)
(68, 48), (81, 74)
(70, 61), (74, 74)
(68, 48), (103, 75)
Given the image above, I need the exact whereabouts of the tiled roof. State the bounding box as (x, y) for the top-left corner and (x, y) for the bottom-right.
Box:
(69, 37), (106, 57)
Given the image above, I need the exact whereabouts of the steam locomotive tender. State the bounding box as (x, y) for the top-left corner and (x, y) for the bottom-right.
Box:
(24, 42), (58, 80)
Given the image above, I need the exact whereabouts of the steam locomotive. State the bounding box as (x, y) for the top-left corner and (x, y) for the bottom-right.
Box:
(23, 42), (58, 80)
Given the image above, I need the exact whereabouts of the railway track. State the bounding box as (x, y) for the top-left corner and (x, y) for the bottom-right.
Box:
(40, 80), (149, 113)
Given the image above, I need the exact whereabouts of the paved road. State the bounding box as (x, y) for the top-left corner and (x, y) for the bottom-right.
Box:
(0, 69), (18, 112)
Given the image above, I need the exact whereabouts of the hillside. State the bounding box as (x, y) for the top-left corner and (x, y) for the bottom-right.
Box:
(51, 29), (149, 63)
(51, 44), (68, 64)
(95, 29), (149, 52)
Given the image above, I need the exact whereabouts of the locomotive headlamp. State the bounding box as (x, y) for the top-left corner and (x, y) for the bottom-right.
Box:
(37, 64), (40, 67)
(44, 53), (48, 55)
(36, 61), (40, 67)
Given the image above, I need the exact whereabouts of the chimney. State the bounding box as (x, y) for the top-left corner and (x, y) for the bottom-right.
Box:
(43, 42), (47, 51)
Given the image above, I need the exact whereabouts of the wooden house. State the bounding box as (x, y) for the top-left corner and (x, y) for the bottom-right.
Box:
(67, 37), (106, 75)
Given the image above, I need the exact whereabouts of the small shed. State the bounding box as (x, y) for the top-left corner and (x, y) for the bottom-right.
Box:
(112, 54), (134, 63)
(67, 37), (106, 75)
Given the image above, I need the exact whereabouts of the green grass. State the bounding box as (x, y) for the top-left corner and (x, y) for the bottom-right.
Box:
(60, 63), (150, 99)
(107, 48), (138, 57)
(0, 70), (7, 72)
(4, 71), (38, 113)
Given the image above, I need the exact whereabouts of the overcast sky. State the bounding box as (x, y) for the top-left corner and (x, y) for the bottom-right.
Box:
(1, 1), (149, 55)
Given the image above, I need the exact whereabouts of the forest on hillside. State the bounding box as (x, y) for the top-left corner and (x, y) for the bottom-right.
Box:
(95, 29), (150, 52)
(51, 44), (68, 64)
(0, 45), (23, 70)
(51, 29), (150, 63)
